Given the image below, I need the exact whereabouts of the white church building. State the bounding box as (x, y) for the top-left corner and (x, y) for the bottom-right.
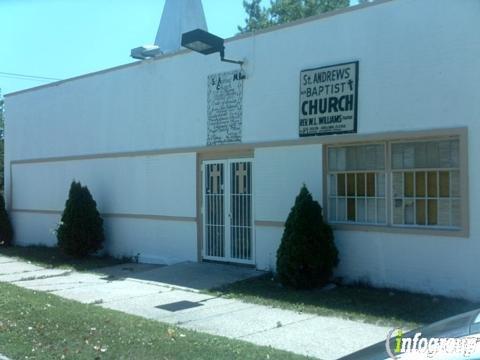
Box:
(5, 0), (480, 300)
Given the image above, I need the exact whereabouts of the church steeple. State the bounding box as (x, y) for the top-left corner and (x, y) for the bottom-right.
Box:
(154, 0), (208, 54)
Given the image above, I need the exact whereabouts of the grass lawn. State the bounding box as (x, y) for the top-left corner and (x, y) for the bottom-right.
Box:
(212, 275), (480, 329)
(0, 245), (125, 272)
(0, 282), (305, 360)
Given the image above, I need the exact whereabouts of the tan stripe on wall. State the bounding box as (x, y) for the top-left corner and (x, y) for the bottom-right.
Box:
(11, 209), (196, 223)
(255, 220), (285, 228)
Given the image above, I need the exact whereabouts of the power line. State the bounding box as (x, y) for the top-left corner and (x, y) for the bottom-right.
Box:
(0, 71), (62, 82)
(0, 74), (57, 83)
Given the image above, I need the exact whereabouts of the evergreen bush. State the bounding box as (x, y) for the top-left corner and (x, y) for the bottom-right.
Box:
(276, 185), (339, 289)
(0, 193), (13, 246)
(57, 181), (105, 258)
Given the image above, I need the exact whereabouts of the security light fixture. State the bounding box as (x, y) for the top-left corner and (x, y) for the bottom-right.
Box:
(181, 29), (244, 66)
(131, 45), (163, 60)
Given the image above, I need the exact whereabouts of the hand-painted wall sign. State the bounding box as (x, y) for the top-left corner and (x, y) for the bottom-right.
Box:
(207, 70), (244, 145)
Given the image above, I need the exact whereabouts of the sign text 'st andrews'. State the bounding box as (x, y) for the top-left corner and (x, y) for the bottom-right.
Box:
(301, 68), (355, 116)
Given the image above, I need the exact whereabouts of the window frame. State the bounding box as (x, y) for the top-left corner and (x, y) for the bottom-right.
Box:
(323, 130), (468, 237)
(388, 139), (461, 230)
(326, 142), (388, 225)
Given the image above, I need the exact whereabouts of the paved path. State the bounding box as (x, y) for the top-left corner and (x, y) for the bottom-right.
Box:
(0, 255), (390, 359)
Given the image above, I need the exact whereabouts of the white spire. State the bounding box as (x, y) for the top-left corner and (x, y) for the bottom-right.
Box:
(154, 0), (208, 54)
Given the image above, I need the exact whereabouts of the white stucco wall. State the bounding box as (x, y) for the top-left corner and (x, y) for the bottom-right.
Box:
(11, 153), (196, 217)
(334, 230), (473, 300)
(4, 0), (480, 299)
(5, 0), (479, 162)
(254, 145), (323, 222)
(10, 153), (197, 263)
(103, 218), (197, 264)
(254, 145), (323, 271)
(11, 212), (197, 264)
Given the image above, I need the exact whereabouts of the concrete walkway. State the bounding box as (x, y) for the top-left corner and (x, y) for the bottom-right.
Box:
(0, 255), (390, 359)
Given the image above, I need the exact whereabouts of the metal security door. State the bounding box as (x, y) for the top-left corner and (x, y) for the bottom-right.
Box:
(229, 160), (253, 263)
(203, 159), (254, 264)
(203, 162), (226, 259)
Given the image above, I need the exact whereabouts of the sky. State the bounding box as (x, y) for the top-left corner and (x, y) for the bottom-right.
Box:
(0, 0), (356, 96)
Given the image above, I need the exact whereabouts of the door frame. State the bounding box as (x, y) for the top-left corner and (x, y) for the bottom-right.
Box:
(200, 157), (255, 265)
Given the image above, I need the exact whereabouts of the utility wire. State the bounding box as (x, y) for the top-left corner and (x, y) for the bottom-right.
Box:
(0, 71), (62, 82)
(0, 74), (56, 82)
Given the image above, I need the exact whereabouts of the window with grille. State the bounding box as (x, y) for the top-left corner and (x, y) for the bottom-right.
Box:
(326, 137), (462, 230)
(328, 144), (387, 224)
(391, 139), (460, 228)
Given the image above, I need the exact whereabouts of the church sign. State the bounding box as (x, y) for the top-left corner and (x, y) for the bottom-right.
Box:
(299, 61), (358, 137)
(207, 70), (244, 145)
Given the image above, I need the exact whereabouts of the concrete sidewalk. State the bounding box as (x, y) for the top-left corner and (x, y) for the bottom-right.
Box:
(0, 255), (390, 359)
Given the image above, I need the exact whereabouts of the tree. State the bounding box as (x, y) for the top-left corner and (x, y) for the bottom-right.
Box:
(0, 92), (4, 193)
(57, 181), (105, 258)
(276, 185), (339, 289)
(0, 193), (13, 246)
(237, 0), (271, 33)
(238, 0), (350, 33)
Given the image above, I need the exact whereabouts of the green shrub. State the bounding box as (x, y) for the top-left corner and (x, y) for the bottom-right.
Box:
(276, 185), (339, 289)
(0, 193), (13, 246)
(57, 181), (105, 258)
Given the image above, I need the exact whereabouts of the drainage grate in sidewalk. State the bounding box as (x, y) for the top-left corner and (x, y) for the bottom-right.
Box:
(156, 300), (204, 312)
